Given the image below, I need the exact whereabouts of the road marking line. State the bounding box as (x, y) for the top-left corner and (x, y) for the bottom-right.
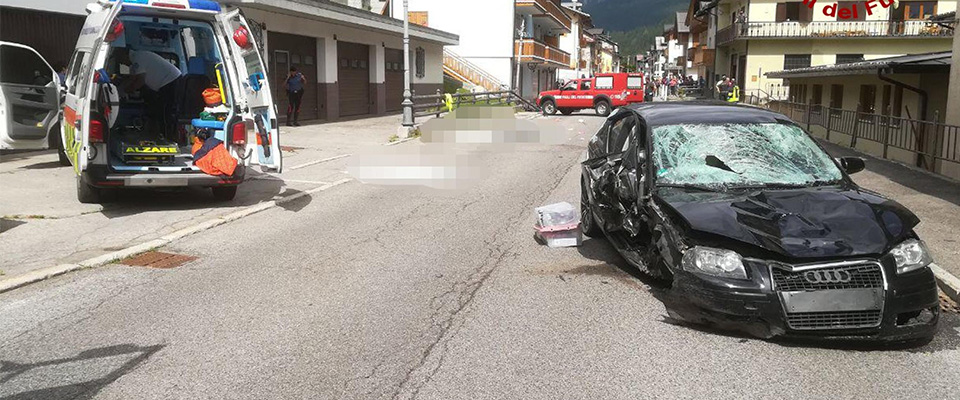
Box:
(0, 178), (353, 293)
(288, 154), (352, 170)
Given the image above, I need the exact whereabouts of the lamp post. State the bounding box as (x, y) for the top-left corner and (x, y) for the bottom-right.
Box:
(401, 0), (414, 128)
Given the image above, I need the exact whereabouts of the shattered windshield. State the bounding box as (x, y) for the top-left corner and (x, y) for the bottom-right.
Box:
(652, 123), (843, 188)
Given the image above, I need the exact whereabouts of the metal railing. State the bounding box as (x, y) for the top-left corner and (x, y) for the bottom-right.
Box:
(515, 39), (571, 67)
(442, 49), (505, 93)
(752, 100), (960, 175)
(717, 20), (953, 45)
(410, 90), (539, 121)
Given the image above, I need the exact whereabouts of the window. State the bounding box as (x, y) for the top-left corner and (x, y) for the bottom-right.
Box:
(776, 3), (812, 22)
(858, 85), (877, 121)
(892, 86), (903, 118)
(902, 2), (937, 20)
(291, 54), (301, 65)
(836, 2), (866, 21)
(829, 84), (844, 116)
(789, 84), (807, 103)
(580, 80), (592, 91)
(811, 84), (823, 106)
(561, 80), (577, 91)
(880, 85), (892, 124)
(609, 115), (637, 154)
(783, 54), (811, 70)
(415, 47), (425, 79)
(595, 76), (614, 89)
(66, 51), (90, 95)
(627, 76), (643, 89)
(0, 44), (52, 86)
(836, 54), (864, 64)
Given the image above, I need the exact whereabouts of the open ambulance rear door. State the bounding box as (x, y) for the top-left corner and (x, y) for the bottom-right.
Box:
(216, 9), (282, 173)
(62, 0), (122, 174)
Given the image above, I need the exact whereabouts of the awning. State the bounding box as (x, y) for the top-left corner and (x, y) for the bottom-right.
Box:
(223, 0), (459, 45)
(765, 51), (952, 78)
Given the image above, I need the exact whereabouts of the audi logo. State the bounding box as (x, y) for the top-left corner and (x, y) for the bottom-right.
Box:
(804, 270), (853, 284)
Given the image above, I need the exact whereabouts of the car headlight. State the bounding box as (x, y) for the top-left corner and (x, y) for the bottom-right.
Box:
(889, 239), (932, 274)
(681, 246), (748, 280)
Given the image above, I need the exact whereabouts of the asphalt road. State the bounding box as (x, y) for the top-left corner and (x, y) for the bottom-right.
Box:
(2, 112), (960, 399)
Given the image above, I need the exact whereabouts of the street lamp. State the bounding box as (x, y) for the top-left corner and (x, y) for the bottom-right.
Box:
(401, 0), (414, 128)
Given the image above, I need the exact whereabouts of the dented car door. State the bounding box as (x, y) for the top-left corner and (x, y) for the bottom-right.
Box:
(583, 111), (638, 232)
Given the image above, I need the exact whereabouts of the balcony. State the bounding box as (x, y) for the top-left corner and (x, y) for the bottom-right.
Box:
(688, 45), (715, 67)
(516, 0), (572, 31)
(717, 20), (953, 45)
(515, 39), (571, 67)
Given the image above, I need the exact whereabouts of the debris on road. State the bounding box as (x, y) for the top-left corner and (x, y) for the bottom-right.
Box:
(534, 202), (582, 248)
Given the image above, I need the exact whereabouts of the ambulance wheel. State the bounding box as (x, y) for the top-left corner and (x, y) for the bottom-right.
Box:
(560, 109), (574, 115)
(594, 100), (611, 117)
(541, 100), (557, 116)
(212, 186), (238, 201)
(76, 175), (112, 204)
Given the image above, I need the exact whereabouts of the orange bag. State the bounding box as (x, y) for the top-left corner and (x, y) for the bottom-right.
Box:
(202, 88), (222, 106)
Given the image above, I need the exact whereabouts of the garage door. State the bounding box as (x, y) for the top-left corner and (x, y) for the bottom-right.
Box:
(338, 42), (370, 117)
(267, 31), (319, 122)
(385, 48), (404, 112)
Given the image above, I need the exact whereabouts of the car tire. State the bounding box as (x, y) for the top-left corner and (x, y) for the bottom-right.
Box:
(76, 175), (102, 204)
(580, 177), (603, 238)
(541, 99), (557, 116)
(594, 100), (611, 117)
(51, 124), (71, 166)
(212, 186), (238, 201)
(560, 109), (573, 115)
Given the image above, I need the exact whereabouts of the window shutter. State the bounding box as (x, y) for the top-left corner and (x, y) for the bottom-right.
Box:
(776, 3), (787, 22)
(801, 3), (813, 22)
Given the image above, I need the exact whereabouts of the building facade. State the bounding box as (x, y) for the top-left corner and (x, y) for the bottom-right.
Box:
(706, 0), (956, 97)
(387, 0), (574, 99)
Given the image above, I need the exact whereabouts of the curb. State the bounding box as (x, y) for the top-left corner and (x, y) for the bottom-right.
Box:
(931, 263), (960, 304)
(0, 178), (352, 294)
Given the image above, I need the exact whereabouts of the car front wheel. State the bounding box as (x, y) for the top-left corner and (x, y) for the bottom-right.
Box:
(541, 100), (557, 116)
(580, 177), (603, 238)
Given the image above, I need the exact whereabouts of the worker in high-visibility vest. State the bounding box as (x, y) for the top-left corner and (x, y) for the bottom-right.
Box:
(727, 82), (741, 103)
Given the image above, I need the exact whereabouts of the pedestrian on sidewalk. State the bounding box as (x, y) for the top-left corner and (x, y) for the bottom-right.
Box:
(285, 67), (306, 126)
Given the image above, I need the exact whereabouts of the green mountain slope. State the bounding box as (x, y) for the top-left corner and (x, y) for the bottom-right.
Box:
(582, 0), (689, 56)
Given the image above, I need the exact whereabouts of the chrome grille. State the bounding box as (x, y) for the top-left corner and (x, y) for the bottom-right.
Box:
(786, 310), (883, 330)
(772, 263), (883, 291)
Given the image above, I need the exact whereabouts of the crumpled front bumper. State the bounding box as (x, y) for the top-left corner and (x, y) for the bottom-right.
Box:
(663, 258), (940, 342)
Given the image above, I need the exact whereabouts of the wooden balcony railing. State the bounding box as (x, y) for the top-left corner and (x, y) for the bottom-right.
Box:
(516, 0), (572, 31)
(717, 20), (954, 45)
(514, 39), (571, 67)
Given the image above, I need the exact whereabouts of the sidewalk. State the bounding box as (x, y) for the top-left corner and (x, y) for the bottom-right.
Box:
(0, 114), (405, 283)
(820, 140), (960, 280)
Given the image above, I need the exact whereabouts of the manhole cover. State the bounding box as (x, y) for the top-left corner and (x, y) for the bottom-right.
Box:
(121, 251), (197, 269)
(940, 293), (960, 314)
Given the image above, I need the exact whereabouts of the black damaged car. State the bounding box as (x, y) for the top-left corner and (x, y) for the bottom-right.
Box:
(580, 102), (939, 342)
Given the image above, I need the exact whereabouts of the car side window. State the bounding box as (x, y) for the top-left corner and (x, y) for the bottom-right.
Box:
(66, 51), (89, 95)
(562, 81), (577, 91)
(580, 80), (591, 91)
(608, 114), (637, 154)
(588, 120), (611, 157)
(0, 45), (51, 86)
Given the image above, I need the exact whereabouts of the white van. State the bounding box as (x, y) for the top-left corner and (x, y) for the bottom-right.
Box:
(63, 0), (282, 203)
(0, 41), (64, 163)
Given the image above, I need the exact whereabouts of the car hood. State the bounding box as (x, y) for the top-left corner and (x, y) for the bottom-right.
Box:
(657, 186), (920, 258)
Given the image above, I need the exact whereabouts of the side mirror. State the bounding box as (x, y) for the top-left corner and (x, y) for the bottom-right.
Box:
(838, 156), (865, 175)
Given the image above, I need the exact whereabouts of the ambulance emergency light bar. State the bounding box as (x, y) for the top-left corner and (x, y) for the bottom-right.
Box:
(106, 0), (222, 13)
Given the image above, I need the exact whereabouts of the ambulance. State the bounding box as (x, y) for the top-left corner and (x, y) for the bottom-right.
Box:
(62, 0), (282, 203)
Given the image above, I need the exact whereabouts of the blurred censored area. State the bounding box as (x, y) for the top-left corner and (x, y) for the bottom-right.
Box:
(348, 107), (568, 189)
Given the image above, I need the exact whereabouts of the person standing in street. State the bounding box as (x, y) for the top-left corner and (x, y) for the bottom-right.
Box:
(284, 67), (306, 126)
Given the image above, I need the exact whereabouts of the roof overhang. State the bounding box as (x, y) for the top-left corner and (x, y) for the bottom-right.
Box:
(766, 52), (952, 78)
(223, 0), (459, 45)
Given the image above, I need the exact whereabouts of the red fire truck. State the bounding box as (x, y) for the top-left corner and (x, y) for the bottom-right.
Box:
(536, 73), (644, 117)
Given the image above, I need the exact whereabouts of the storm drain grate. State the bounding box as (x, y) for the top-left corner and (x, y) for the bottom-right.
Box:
(940, 293), (960, 314)
(122, 251), (197, 269)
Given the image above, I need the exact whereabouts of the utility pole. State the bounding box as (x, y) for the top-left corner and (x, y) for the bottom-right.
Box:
(515, 19), (525, 95)
(401, 0), (414, 129)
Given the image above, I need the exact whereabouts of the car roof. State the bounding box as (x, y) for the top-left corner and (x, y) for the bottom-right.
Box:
(625, 101), (791, 127)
